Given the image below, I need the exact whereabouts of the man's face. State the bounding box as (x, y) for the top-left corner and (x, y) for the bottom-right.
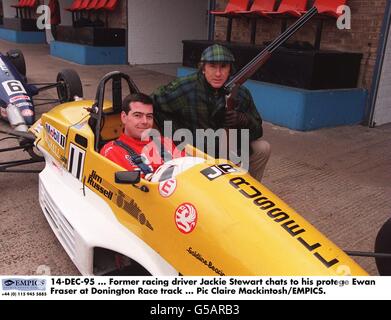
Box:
(203, 62), (231, 89)
(121, 101), (153, 140)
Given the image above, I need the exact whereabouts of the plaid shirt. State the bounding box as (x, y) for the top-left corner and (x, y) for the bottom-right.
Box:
(151, 71), (263, 146)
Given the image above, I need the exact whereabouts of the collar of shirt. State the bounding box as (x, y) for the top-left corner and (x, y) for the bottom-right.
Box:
(118, 133), (152, 148)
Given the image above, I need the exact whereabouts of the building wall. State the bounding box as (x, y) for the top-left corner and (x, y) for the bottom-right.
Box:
(373, 17), (391, 126)
(59, 0), (73, 26)
(55, 0), (125, 27)
(3, 0), (18, 18)
(214, 0), (387, 90)
(3, 0), (47, 19)
(107, 0), (127, 29)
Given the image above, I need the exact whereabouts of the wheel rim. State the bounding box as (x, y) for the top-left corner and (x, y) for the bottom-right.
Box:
(57, 81), (69, 102)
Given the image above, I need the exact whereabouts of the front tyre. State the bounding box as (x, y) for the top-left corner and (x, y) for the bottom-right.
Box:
(375, 218), (391, 275)
(7, 49), (26, 77)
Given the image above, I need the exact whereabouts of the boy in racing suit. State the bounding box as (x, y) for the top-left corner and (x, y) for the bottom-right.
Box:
(100, 93), (184, 174)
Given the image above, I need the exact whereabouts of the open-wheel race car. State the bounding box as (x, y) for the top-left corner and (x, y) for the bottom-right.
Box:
(0, 48), (83, 172)
(22, 71), (390, 276)
(1, 7), (390, 276)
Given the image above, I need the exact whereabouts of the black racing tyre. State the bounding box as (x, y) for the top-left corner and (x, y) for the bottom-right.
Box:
(56, 69), (83, 103)
(7, 49), (26, 76)
(375, 218), (391, 275)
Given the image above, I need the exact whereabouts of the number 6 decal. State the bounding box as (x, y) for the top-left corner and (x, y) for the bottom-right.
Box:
(2, 80), (27, 96)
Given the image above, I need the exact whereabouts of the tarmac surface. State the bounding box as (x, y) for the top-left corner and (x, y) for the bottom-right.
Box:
(0, 40), (390, 276)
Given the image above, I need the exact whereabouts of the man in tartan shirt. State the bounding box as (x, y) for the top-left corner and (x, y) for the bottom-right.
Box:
(151, 44), (270, 182)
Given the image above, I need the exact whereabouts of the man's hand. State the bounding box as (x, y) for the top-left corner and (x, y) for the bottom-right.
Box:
(224, 110), (249, 128)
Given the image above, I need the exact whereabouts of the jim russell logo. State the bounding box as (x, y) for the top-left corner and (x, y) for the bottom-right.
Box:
(187, 247), (225, 276)
(2, 278), (46, 291)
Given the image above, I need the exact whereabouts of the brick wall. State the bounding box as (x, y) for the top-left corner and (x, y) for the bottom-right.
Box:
(214, 0), (387, 90)
(107, 0), (127, 29)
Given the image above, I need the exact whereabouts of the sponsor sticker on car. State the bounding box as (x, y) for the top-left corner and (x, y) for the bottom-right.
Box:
(201, 164), (238, 181)
(2, 80), (27, 96)
(9, 95), (31, 103)
(175, 203), (197, 234)
(159, 178), (177, 198)
(45, 123), (66, 149)
(32, 119), (43, 134)
(15, 102), (33, 108)
(21, 108), (34, 117)
(0, 58), (9, 72)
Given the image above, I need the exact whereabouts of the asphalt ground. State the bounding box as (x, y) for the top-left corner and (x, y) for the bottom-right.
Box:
(0, 40), (390, 276)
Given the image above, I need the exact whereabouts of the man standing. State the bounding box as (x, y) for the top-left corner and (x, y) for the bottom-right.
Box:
(151, 44), (270, 182)
(101, 93), (184, 175)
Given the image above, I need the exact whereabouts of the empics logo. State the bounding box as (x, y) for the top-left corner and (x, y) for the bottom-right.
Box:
(3, 280), (15, 287)
(2, 278), (46, 291)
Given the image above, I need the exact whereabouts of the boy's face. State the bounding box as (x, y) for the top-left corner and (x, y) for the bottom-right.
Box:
(121, 101), (153, 139)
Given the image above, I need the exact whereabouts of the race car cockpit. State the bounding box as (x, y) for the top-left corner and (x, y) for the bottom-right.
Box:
(87, 71), (208, 185)
(88, 71), (140, 152)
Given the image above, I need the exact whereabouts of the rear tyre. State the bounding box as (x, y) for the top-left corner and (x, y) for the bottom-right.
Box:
(6, 49), (26, 77)
(56, 69), (83, 103)
(375, 218), (391, 275)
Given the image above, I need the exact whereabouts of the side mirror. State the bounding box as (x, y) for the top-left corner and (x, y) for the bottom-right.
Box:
(115, 171), (141, 185)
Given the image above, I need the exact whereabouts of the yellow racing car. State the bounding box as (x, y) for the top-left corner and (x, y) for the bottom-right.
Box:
(25, 71), (382, 276)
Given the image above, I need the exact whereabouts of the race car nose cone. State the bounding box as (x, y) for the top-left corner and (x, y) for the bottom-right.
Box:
(6, 103), (28, 132)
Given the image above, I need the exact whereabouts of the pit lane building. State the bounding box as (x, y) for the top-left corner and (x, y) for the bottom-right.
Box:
(0, 0), (390, 128)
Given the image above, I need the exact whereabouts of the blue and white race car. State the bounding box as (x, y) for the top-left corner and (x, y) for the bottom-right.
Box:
(0, 48), (83, 130)
(0, 48), (83, 171)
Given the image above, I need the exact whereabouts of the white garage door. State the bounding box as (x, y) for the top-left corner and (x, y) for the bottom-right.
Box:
(373, 19), (391, 126)
(2, 0), (20, 18)
(128, 0), (209, 65)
